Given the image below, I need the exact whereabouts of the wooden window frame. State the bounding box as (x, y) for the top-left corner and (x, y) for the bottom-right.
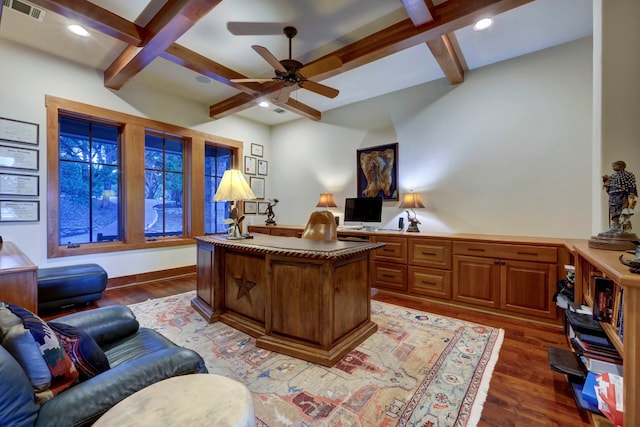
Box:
(45, 95), (244, 258)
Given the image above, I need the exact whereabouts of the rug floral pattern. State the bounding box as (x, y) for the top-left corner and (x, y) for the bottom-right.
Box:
(129, 292), (503, 427)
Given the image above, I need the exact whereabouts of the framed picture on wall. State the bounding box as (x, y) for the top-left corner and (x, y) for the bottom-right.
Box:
(0, 117), (39, 146)
(0, 200), (40, 222)
(0, 173), (39, 196)
(244, 156), (256, 175)
(356, 142), (399, 200)
(250, 176), (265, 199)
(251, 143), (263, 157)
(243, 201), (257, 214)
(0, 144), (39, 171)
(258, 201), (269, 215)
(258, 159), (268, 176)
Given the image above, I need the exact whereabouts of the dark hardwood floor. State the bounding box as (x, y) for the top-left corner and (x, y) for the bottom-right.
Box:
(43, 275), (598, 427)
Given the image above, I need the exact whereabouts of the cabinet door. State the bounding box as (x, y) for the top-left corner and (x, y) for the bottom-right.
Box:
(270, 228), (299, 237)
(501, 260), (557, 319)
(453, 255), (500, 308)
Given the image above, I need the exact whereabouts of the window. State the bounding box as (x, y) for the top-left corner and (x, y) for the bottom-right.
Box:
(58, 115), (121, 245)
(46, 95), (244, 258)
(204, 144), (232, 234)
(144, 133), (184, 238)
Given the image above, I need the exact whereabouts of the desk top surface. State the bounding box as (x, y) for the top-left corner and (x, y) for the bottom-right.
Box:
(196, 234), (384, 259)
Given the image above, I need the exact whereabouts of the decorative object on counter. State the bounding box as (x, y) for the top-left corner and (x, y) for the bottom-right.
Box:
(619, 240), (640, 274)
(399, 191), (425, 232)
(213, 169), (256, 239)
(357, 143), (398, 200)
(265, 198), (279, 225)
(590, 160), (638, 250)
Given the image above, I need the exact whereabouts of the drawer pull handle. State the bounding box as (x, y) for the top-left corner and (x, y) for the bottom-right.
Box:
(382, 274), (395, 279)
(517, 251), (538, 256)
(467, 248), (485, 252)
(382, 248), (395, 252)
(421, 281), (436, 285)
(421, 252), (437, 256)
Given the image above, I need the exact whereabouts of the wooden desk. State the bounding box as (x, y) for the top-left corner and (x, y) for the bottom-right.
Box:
(192, 234), (384, 366)
(0, 242), (37, 313)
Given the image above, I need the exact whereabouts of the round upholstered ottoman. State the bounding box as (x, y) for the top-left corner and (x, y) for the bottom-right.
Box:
(94, 374), (255, 427)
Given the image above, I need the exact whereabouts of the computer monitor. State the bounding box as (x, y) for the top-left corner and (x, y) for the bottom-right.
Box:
(344, 197), (383, 223)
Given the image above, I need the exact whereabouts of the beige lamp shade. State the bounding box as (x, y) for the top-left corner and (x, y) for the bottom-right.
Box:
(399, 192), (425, 209)
(316, 193), (338, 208)
(213, 169), (256, 201)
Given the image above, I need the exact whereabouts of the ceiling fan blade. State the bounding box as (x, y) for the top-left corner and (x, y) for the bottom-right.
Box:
(299, 56), (342, 79)
(227, 22), (288, 36)
(252, 45), (287, 73)
(299, 80), (339, 99)
(230, 78), (274, 83)
(274, 86), (296, 104)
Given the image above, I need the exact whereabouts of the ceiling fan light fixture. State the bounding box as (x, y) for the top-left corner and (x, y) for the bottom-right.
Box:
(67, 24), (90, 37)
(473, 17), (493, 31)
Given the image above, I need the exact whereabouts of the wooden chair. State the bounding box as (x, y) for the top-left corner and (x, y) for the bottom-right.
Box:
(301, 211), (337, 241)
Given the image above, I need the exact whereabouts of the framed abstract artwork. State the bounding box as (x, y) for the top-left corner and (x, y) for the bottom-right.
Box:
(356, 142), (398, 200)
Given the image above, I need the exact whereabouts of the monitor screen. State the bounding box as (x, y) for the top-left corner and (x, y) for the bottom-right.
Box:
(344, 197), (383, 223)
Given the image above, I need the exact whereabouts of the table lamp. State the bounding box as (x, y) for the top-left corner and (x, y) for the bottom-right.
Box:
(399, 192), (425, 232)
(213, 169), (256, 239)
(316, 193), (338, 225)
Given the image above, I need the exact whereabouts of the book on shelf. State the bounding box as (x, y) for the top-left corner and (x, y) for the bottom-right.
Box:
(569, 337), (622, 365)
(547, 346), (587, 380)
(583, 356), (623, 376)
(565, 310), (606, 337)
(592, 276), (614, 323)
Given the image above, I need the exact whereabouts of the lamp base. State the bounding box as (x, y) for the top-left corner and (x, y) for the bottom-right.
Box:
(406, 220), (420, 232)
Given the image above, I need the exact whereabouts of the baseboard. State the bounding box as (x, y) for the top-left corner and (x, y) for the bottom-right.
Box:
(106, 265), (196, 289)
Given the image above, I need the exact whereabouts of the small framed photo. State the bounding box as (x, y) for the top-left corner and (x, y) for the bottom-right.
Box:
(258, 201), (269, 215)
(243, 201), (257, 214)
(251, 143), (264, 157)
(0, 144), (39, 171)
(250, 176), (265, 199)
(258, 159), (268, 176)
(244, 156), (256, 175)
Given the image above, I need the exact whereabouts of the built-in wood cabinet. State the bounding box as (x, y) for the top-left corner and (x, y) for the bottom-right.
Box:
(453, 242), (558, 319)
(248, 225), (301, 238)
(247, 225), (569, 324)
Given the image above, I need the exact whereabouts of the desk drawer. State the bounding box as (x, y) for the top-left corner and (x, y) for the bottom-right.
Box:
(372, 237), (407, 263)
(409, 238), (451, 269)
(409, 266), (451, 299)
(372, 262), (407, 291)
(453, 242), (557, 263)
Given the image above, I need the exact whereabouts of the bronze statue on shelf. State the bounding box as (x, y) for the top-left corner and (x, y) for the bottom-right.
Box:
(619, 241), (640, 274)
(265, 198), (279, 226)
(590, 160), (638, 250)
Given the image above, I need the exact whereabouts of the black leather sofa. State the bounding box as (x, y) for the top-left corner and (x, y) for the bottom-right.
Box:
(0, 304), (208, 427)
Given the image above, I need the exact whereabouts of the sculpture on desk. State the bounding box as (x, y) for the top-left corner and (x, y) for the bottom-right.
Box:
(590, 160), (638, 250)
(265, 198), (279, 226)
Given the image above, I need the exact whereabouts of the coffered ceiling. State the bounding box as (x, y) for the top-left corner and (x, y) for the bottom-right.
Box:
(0, 0), (592, 125)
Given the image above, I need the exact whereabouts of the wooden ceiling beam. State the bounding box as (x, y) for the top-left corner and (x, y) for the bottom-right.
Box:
(209, 93), (258, 120)
(426, 34), (465, 85)
(26, 0), (144, 46)
(281, 98), (321, 121)
(104, 0), (223, 90)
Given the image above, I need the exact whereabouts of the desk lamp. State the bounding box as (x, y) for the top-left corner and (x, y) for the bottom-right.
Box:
(213, 169), (256, 239)
(316, 193), (338, 225)
(399, 192), (425, 232)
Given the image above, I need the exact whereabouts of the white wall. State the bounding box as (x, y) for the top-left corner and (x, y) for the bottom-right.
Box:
(0, 39), (270, 276)
(271, 37), (594, 239)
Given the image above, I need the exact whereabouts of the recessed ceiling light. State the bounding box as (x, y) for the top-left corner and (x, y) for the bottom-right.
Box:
(195, 75), (212, 84)
(67, 24), (90, 37)
(258, 101), (269, 108)
(473, 18), (493, 31)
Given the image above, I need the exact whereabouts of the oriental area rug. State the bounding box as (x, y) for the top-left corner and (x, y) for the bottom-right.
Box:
(129, 291), (504, 427)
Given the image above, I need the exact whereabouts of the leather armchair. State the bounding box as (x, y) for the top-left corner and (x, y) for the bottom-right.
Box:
(301, 211), (337, 241)
(1, 305), (208, 427)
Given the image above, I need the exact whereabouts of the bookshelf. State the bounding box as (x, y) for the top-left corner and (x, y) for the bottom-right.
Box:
(574, 242), (639, 427)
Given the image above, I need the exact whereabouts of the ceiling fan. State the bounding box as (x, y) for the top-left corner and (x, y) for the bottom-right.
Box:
(231, 26), (342, 103)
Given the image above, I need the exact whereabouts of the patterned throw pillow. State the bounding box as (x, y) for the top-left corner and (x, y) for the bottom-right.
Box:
(0, 303), (79, 403)
(49, 322), (110, 381)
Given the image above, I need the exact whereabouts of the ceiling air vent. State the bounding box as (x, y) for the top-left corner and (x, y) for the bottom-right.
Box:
(273, 108), (287, 114)
(3, 0), (46, 22)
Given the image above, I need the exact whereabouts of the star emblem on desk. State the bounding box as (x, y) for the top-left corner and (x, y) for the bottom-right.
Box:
(235, 268), (256, 303)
